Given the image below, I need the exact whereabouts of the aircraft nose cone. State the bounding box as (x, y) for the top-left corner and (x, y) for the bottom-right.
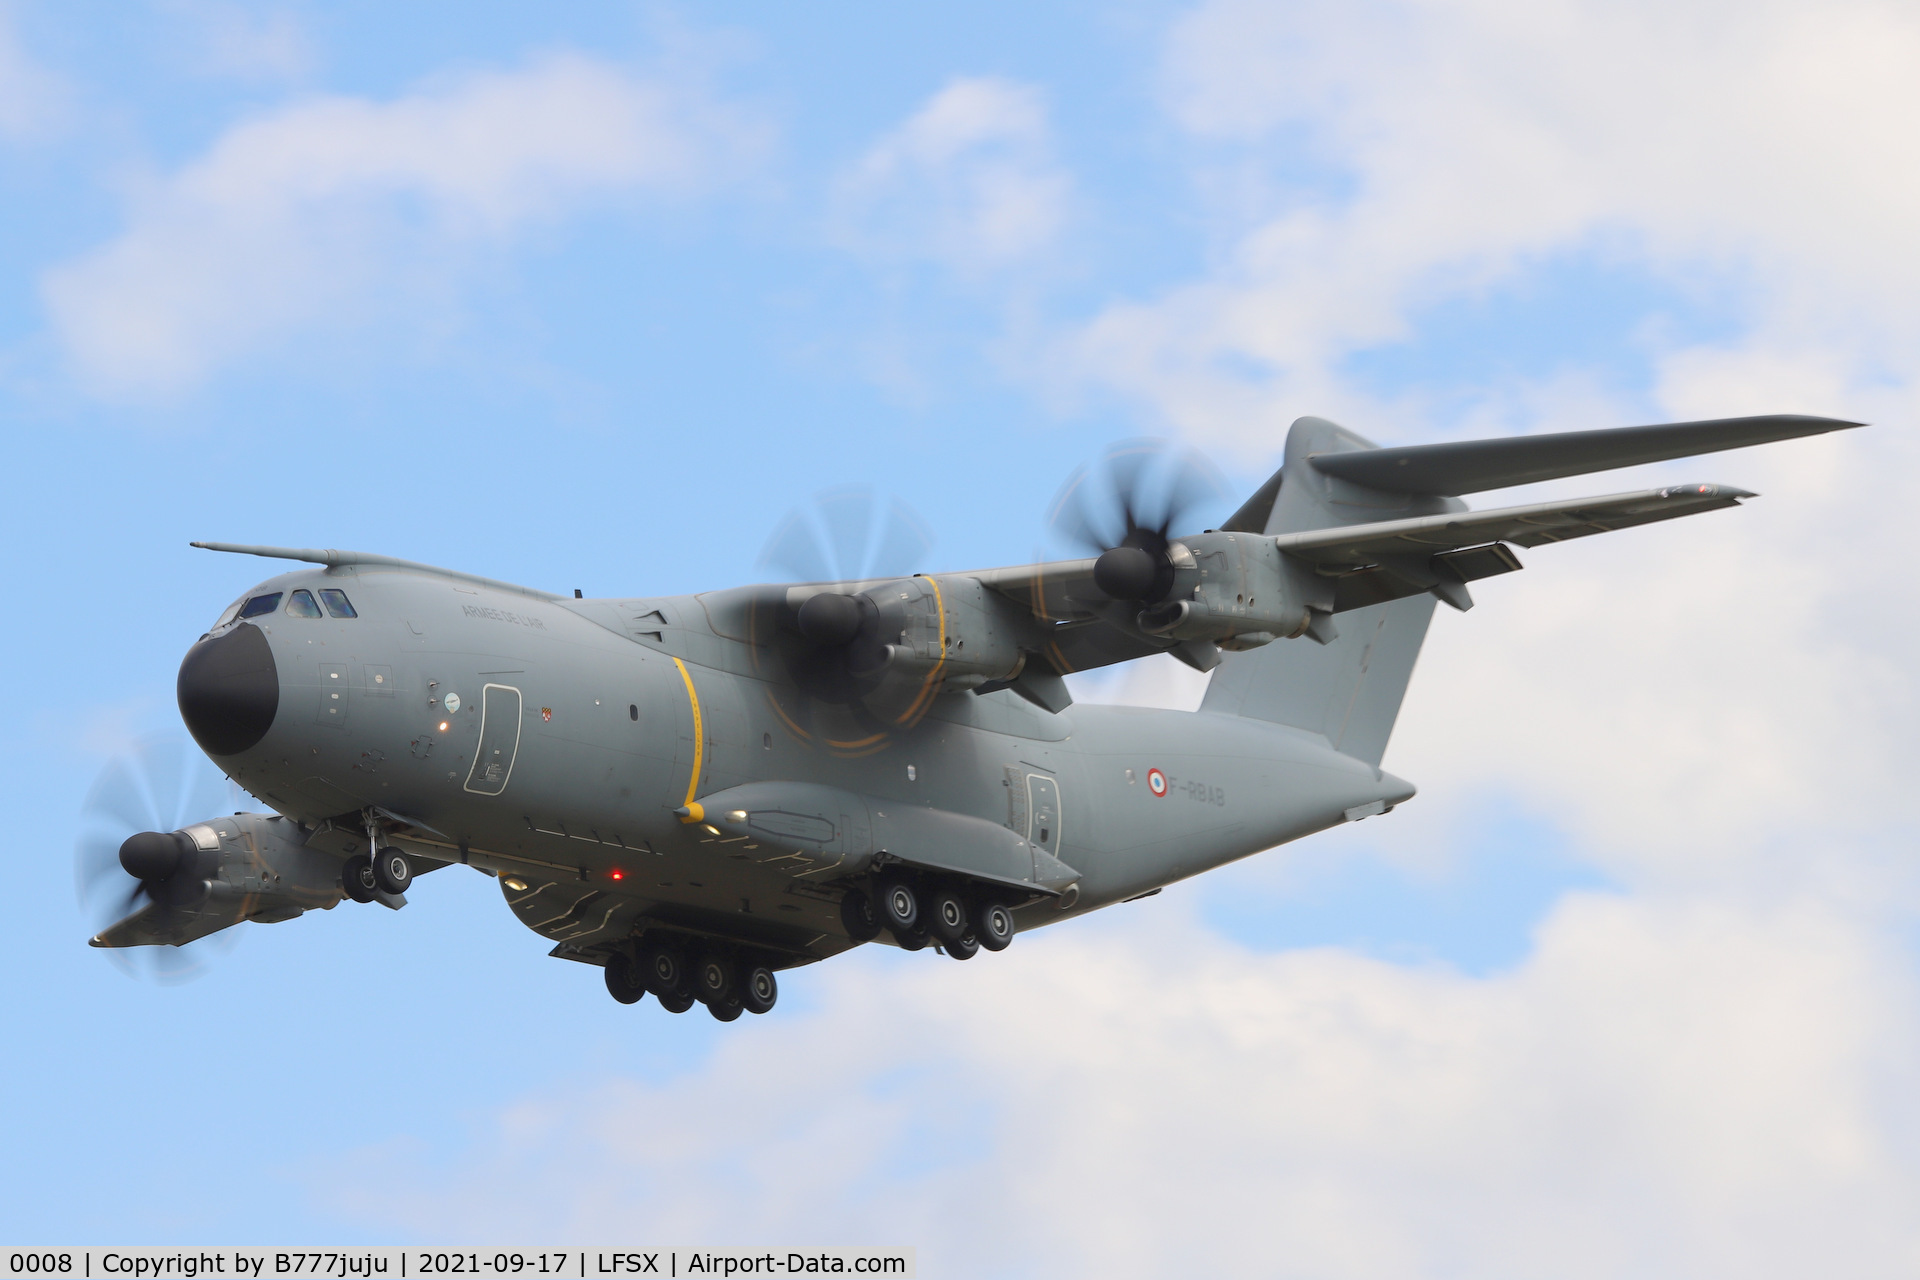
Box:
(177, 621), (279, 757)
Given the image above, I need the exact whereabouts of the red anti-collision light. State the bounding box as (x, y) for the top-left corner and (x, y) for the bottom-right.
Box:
(610, 869), (624, 881)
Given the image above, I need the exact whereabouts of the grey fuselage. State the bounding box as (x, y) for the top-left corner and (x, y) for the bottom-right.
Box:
(190, 561), (1408, 966)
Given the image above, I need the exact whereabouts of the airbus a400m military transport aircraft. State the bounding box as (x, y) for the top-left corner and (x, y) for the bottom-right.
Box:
(85, 412), (1856, 1019)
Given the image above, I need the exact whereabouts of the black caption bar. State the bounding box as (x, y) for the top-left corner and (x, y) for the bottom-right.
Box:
(0, 1252), (913, 1280)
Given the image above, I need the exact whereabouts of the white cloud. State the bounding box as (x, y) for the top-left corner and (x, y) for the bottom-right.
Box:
(833, 77), (1072, 276)
(312, 896), (1920, 1277)
(1047, 0), (1920, 447)
(41, 52), (766, 397)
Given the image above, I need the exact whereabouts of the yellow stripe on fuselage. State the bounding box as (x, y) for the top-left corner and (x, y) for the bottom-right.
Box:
(672, 657), (704, 819)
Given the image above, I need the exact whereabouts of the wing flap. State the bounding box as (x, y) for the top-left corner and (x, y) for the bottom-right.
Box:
(1274, 484), (1754, 566)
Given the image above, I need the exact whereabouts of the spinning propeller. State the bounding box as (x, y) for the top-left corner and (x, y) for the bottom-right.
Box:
(754, 487), (940, 747)
(759, 485), (934, 587)
(1048, 438), (1226, 605)
(73, 736), (242, 982)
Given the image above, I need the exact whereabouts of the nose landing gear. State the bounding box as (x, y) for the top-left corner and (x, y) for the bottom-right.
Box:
(341, 858), (379, 904)
(340, 812), (414, 905)
(373, 848), (413, 895)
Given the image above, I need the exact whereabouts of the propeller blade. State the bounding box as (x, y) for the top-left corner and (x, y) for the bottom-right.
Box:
(1048, 439), (1227, 546)
(817, 486), (877, 583)
(83, 755), (152, 836)
(760, 509), (834, 583)
(759, 487), (936, 585)
(868, 499), (935, 581)
(74, 829), (132, 911)
(147, 936), (230, 986)
(757, 489), (940, 740)
(1158, 448), (1226, 536)
(72, 734), (245, 983)
(1045, 462), (1108, 555)
(1047, 438), (1229, 603)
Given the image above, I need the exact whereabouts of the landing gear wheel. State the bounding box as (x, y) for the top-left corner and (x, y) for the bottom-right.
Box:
(974, 901), (1015, 952)
(877, 878), (919, 932)
(639, 942), (687, 997)
(891, 922), (930, 952)
(742, 965), (778, 1014)
(945, 932), (980, 961)
(840, 889), (883, 942)
(928, 889), (970, 943)
(341, 858), (377, 904)
(373, 849), (412, 895)
(695, 955), (736, 1006)
(603, 954), (647, 1005)
(707, 997), (744, 1022)
(657, 988), (696, 1014)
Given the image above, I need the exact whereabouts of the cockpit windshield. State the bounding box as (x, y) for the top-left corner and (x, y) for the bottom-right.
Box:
(238, 593), (282, 619)
(287, 589), (323, 618)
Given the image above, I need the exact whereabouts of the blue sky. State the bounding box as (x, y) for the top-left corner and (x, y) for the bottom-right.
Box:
(4, 2), (1917, 1273)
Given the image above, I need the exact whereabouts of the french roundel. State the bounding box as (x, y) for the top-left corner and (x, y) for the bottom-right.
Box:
(1147, 768), (1167, 797)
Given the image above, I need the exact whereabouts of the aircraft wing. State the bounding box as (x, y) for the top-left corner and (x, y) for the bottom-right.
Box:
(961, 558), (1188, 676)
(969, 557), (1101, 622)
(91, 896), (253, 949)
(1272, 483), (1754, 565)
(957, 483), (1756, 666)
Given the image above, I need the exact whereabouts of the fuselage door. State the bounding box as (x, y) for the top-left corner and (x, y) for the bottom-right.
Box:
(464, 683), (524, 796)
(1026, 773), (1061, 861)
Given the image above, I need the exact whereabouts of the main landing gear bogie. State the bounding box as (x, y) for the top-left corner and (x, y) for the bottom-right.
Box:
(602, 936), (780, 1021)
(604, 952), (648, 1005)
(857, 874), (1017, 961)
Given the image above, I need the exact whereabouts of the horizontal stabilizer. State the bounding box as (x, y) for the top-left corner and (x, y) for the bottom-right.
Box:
(1310, 414), (1858, 495)
(1275, 483), (1754, 566)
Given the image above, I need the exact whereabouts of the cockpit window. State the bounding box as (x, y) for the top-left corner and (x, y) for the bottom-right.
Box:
(287, 589), (323, 618)
(319, 589), (358, 619)
(212, 600), (243, 629)
(238, 593), (282, 619)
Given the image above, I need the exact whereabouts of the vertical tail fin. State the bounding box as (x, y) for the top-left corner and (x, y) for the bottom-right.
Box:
(1201, 416), (1445, 766)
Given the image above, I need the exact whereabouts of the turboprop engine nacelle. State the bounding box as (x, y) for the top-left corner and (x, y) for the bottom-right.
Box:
(95, 812), (354, 949)
(1134, 531), (1318, 650)
(819, 574), (1033, 691)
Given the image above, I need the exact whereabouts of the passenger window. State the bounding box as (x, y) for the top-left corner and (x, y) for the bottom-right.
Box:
(238, 593), (282, 619)
(287, 590), (323, 618)
(319, 589), (358, 618)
